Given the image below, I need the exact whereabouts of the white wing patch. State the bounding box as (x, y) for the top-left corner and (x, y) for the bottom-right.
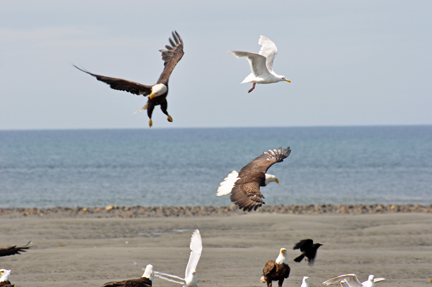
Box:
(185, 229), (202, 279)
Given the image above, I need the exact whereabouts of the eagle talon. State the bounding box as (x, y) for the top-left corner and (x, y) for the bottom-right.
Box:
(167, 115), (173, 122)
(149, 119), (153, 127)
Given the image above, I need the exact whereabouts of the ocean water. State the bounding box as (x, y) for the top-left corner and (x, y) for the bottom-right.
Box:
(0, 126), (431, 208)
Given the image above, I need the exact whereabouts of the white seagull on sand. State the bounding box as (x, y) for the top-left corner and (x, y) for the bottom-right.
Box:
(229, 35), (291, 93)
(323, 274), (385, 287)
(155, 229), (202, 287)
(300, 276), (310, 287)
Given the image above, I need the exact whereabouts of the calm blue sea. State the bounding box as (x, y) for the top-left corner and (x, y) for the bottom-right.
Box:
(0, 126), (431, 208)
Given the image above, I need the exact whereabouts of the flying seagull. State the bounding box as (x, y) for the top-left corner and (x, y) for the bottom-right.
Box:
(0, 242), (31, 257)
(229, 35), (291, 93)
(293, 239), (323, 266)
(322, 274), (385, 287)
(0, 269), (13, 287)
(260, 248), (290, 287)
(102, 264), (154, 287)
(74, 31), (184, 127)
(155, 229), (202, 287)
(217, 146), (291, 211)
(300, 276), (309, 287)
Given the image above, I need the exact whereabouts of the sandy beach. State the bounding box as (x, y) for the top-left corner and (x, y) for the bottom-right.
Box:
(1, 210), (431, 287)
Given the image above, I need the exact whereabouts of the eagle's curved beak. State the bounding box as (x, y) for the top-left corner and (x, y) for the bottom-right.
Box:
(275, 179), (279, 184)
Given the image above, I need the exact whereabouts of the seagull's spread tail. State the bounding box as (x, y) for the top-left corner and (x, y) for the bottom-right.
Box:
(217, 170), (239, 196)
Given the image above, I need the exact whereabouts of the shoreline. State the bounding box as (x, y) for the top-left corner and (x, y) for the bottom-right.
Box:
(0, 212), (431, 286)
(1, 203), (431, 218)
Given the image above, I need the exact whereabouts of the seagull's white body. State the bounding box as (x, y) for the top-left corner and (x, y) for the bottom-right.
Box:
(323, 274), (385, 287)
(155, 229), (202, 287)
(229, 35), (290, 92)
(300, 276), (309, 287)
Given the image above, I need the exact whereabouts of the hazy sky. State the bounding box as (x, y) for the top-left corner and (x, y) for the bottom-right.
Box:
(1, 1), (431, 130)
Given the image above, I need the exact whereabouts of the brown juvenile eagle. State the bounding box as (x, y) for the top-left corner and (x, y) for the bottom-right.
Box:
(0, 242), (30, 257)
(260, 248), (290, 287)
(217, 146), (291, 211)
(74, 31), (184, 127)
(293, 239), (323, 266)
(102, 264), (154, 287)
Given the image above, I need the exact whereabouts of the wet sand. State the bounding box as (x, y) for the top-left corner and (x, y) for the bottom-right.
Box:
(0, 211), (431, 286)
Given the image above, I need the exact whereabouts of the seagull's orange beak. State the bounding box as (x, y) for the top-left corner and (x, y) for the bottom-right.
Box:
(285, 79), (291, 83)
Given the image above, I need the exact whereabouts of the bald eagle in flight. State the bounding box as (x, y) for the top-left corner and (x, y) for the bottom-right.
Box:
(260, 248), (290, 287)
(293, 239), (323, 266)
(217, 146), (291, 211)
(74, 31), (184, 127)
(0, 269), (13, 287)
(102, 264), (154, 287)
(0, 242), (30, 257)
(155, 229), (202, 287)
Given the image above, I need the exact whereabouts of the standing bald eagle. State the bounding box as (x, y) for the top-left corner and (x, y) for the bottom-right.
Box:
(74, 31), (184, 127)
(0, 242), (30, 257)
(260, 248), (290, 287)
(102, 264), (154, 287)
(217, 146), (291, 211)
(0, 269), (13, 287)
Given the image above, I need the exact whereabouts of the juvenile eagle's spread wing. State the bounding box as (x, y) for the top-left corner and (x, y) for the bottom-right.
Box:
(157, 31), (184, 85)
(103, 277), (152, 287)
(230, 147), (291, 211)
(294, 239), (313, 252)
(73, 65), (153, 96)
(0, 242), (31, 257)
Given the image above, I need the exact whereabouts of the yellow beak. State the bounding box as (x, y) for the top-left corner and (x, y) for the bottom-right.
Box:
(275, 179), (279, 184)
(285, 79), (291, 83)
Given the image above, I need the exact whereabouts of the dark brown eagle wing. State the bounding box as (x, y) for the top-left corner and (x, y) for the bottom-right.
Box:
(262, 260), (276, 276)
(230, 181), (264, 211)
(0, 280), (14, 287)
(157, 31), (184, 85)
(74, 65), (152, 96)
(103, 277), (151, 287)
(238, 147), (291, 178)
(0, 242), (30, 257)
(293, 239), (313, 252)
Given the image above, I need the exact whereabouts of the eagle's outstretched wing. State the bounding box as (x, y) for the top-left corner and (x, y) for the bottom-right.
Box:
(0, 241), (31, 257)
(157, 31), (184, 85)
(73, 65), (152, 96)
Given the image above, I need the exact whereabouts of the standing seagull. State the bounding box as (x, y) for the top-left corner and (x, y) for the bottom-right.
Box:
(322, 274), (385, 287)
(217, 147), (291, 211)
(293, 239), (323, 266)
(0, 242), (30, 257)
(229, 35), (291, 93)
(102, 264), (154, 287)
(74, 31), (184, 127)
(155, 229), (202, 287)
(300, 276), (309, 287)
(0, 269), (13, 287)
(260, 248), (291, 287)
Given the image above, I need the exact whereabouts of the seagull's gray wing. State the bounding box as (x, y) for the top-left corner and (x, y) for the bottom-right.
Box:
(323, 274), (362, 287)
